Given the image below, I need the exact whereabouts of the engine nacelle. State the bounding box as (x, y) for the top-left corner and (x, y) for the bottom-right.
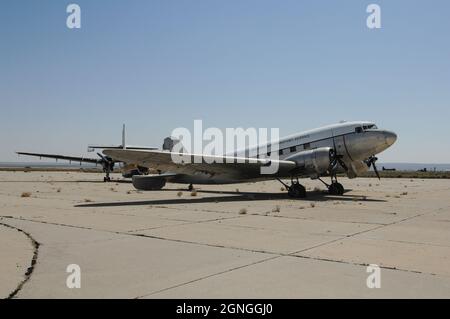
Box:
(284, 147), (332, 177)
(132, 175), (166, 191)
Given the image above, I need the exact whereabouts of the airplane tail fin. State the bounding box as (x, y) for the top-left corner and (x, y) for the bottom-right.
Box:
(87, 124), (158, 152)
(122, 124), (126, 149)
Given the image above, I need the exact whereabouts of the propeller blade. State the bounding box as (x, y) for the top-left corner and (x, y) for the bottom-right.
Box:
(97, 153), (106, 160)
(365, 156), (380, 179)
(337, 158), (348, 172)
(372, 160), (380, 180)
(328, 149), (348, 173)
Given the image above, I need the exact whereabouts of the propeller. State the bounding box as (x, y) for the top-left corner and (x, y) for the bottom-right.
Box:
(97, 153), (115, 172)
(365, 156), (380, 180)
(328, 149), (348, 173)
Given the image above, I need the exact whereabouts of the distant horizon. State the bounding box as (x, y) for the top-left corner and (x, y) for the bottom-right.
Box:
(2, 161), (450, 168)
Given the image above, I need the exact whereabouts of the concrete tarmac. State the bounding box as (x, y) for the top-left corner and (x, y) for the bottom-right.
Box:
(1, 171), (449, 298)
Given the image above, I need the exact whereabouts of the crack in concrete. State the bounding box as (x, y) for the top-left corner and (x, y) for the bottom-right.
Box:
(132, 211), (443, 297)
(126, 215), (245, 233)
(136, 255), (280, 298)
(0, 207), (443, 298)
(291, 212), (427, 255)
(0, 222), (40, 299)
(291, 254), (429, 275)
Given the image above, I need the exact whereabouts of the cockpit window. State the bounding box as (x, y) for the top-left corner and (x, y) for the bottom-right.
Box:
(355, 127), (363, 133)
(364, 124), (377, 130)
(360, 124), (378, 131)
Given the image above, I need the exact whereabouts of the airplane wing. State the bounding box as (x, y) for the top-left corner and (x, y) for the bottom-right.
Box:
(103, 149), (297, 179)
(16, 152), (101, 164)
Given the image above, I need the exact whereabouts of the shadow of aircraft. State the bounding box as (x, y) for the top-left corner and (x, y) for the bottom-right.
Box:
(75, 188), (386, 208)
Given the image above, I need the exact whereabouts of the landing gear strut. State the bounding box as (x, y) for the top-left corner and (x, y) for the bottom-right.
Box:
(318, 175), (344, 195)
(277, 177), (306, 198)
(98, 153), (114, 183)
(103, 167), (112, 182)
(103, 172), (111, 182)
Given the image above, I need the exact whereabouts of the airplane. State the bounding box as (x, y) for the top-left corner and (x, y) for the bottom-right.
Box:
(102, 121), (397, 197)
(16, 125), (157, 182)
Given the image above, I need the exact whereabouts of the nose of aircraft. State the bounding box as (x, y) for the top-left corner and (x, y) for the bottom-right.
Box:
(384, 131), (397, 146)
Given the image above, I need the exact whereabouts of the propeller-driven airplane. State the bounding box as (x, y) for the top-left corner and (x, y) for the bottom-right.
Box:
(103, 121), (397, 197)
(17, 125), (157, 182)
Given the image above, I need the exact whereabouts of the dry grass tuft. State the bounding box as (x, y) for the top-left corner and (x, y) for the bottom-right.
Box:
(84, 199), (92, 203)
(401, 191), (408, 196)
(190, 190), (197, 197)
(21, 192), (32, 198)
(177, 191), (183, 197)
(239, 208), (247, 215)
(272, 205), (280, 213)
(310, 202), (316, 208)
(57, 188), (61, 193)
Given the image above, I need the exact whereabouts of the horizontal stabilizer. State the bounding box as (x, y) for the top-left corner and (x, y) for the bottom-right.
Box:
(88, 145), (158, 152)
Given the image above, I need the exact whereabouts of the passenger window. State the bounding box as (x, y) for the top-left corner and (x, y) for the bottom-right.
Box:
(279, 149), (284, 155)
(267, 152), (271, 157)
(355, 127), (363, 133)
(303, 143), (310, 150)
(290, 146), (296, 153)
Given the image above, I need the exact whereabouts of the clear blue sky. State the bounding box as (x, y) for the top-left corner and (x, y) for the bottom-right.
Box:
(1, 0), (449, 163)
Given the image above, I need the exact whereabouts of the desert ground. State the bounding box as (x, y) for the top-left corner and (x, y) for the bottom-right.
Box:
(1, 171), (450, 298)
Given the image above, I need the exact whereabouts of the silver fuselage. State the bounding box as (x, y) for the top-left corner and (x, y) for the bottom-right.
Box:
(169, 121), (397, 184)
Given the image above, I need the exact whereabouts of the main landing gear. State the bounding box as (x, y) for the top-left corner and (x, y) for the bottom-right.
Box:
(318, 175), (344, 195)
(277, 178), (306, 198)
(98, 153), (114, 183)
(103, 167), (112, 182)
